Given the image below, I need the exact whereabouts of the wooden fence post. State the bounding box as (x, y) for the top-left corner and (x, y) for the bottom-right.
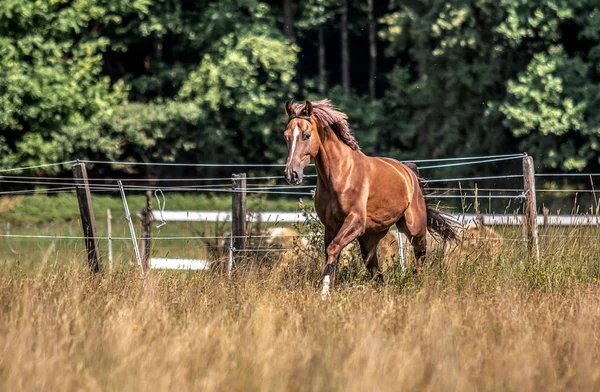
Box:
(140, 191), (152, 272)
(72, 162), (103, 274)
(522, 156), (540, 261)
(474, 184), (484, 228)
(231, 173), (247, 271)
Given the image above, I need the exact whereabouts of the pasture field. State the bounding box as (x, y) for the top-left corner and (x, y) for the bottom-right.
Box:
(1, 222), (600, 391)
(0, 192), (309, 271)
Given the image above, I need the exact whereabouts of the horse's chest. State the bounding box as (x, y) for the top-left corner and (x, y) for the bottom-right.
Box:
(315, 192), (346, 229)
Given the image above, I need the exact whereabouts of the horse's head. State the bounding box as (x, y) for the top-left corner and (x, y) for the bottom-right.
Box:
(283, 101), (320, 185)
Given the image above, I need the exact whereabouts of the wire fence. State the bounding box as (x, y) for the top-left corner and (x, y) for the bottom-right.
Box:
(0, 155), (596, 210)
(0, 233), (320, 241)
(0, 153), (526, 173)
(1, 153), (598, 267)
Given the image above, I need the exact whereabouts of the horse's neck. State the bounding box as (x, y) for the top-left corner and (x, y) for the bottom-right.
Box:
(314, 124), (359, 191)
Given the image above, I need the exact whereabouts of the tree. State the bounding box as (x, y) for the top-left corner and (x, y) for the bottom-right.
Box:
(98, 1), (299, 174)
(178, 23), (298, 164)
(379, 0), (600, 174)
(341, 0), (350, 94)
(0, 0), (148, 171)
(283, 0), (297, 44)
(296, 0), (338, 95)
(0, 0), (298, 175)
(367, 0), (377, 102)
(380, 0), (513, 166)
(495, 46), (596, 170)
(4, 0), (600, 178)
(491, 1), (600, 171)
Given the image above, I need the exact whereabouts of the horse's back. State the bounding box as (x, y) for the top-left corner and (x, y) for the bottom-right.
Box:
(377, 157), (417, 174)
(369, 156), (419, 194)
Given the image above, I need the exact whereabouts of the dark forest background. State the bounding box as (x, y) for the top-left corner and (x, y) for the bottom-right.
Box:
(2, 0), (600, 179)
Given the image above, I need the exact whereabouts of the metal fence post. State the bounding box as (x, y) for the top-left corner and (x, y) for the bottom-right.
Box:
(118, 180), (144, 275)
(107, 209), (113, 274)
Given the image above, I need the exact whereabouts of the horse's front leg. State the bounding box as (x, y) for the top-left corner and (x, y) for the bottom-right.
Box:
(321, 212), (365, 298)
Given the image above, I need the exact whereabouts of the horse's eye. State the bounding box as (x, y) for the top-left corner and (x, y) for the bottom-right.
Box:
(302, 132), (311, 141)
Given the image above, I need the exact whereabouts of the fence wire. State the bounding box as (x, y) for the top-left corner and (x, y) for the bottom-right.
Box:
(2, 153), (599, 264)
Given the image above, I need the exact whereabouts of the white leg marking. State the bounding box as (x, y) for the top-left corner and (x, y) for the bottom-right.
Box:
(321, 275), (331, 300)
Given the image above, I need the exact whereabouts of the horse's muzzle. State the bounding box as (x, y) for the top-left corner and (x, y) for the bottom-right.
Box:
(285, 167), (303, 185)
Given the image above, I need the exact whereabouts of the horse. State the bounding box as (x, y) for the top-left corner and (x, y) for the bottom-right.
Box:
(282, 99), (458, 297)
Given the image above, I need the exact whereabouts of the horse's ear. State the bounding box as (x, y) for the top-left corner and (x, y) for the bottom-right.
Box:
(302, 101), (313, 117)
(285, 101), (293, 117)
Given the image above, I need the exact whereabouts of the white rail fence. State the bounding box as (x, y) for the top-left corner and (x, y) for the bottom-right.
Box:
(150, 211), (600, 226)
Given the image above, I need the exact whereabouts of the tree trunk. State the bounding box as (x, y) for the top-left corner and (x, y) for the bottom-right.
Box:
(154, 41), (163, 96)
(341, 0), (350, 94)
(283, 0), (296, 44)
(318, 26), (326, 95)
(367, 0), (376, 102)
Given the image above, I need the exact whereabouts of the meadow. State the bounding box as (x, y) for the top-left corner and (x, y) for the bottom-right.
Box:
(1, 213), (600, 391)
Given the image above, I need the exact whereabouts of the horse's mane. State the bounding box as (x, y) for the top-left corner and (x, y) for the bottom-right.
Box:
(291, 99), (360, 151)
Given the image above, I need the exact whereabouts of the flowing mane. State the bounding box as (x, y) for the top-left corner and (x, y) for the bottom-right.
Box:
(291, 99), (360, 151)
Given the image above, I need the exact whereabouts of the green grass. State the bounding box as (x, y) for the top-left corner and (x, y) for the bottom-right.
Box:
(1, 192), (308, 272)
(0, 213), (300, 272)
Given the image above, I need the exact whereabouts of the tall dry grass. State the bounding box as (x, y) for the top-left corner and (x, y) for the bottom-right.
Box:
(1, 232), (600, 391)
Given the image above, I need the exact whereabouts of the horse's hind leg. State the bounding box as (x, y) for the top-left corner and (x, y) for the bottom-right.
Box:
(358, 231), (387, 283)
(397, 204), (428, 271)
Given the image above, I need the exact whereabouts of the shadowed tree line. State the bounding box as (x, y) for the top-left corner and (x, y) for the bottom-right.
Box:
(1, 0), (599, 179)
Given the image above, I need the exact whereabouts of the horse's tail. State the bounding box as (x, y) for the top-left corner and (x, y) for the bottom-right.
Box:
(404, 162), (460, 242)
(426, 205), (459, 241)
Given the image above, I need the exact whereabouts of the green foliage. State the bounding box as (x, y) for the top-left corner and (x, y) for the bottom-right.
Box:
(502, 47), (586, 139)
(495, 46), (600, 170)
(380, 0), (513, 165)
(0, 0), (149, 170)
(179, 24), (298, 163)
(89, 101), (205, 165)
(113, 0), (279, 99)
(2, 0), (600, 179)
(0, 0), (297, 172)
(296, 0), (338, 30)
(494, 0), (573, 46)
(379, 0), (600, 172)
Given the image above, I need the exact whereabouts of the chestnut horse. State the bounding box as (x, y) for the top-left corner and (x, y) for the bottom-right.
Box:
(283, 99), (457, 297)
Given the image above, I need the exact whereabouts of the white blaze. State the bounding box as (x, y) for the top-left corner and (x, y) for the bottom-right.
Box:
(290, 125), (300, 160)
